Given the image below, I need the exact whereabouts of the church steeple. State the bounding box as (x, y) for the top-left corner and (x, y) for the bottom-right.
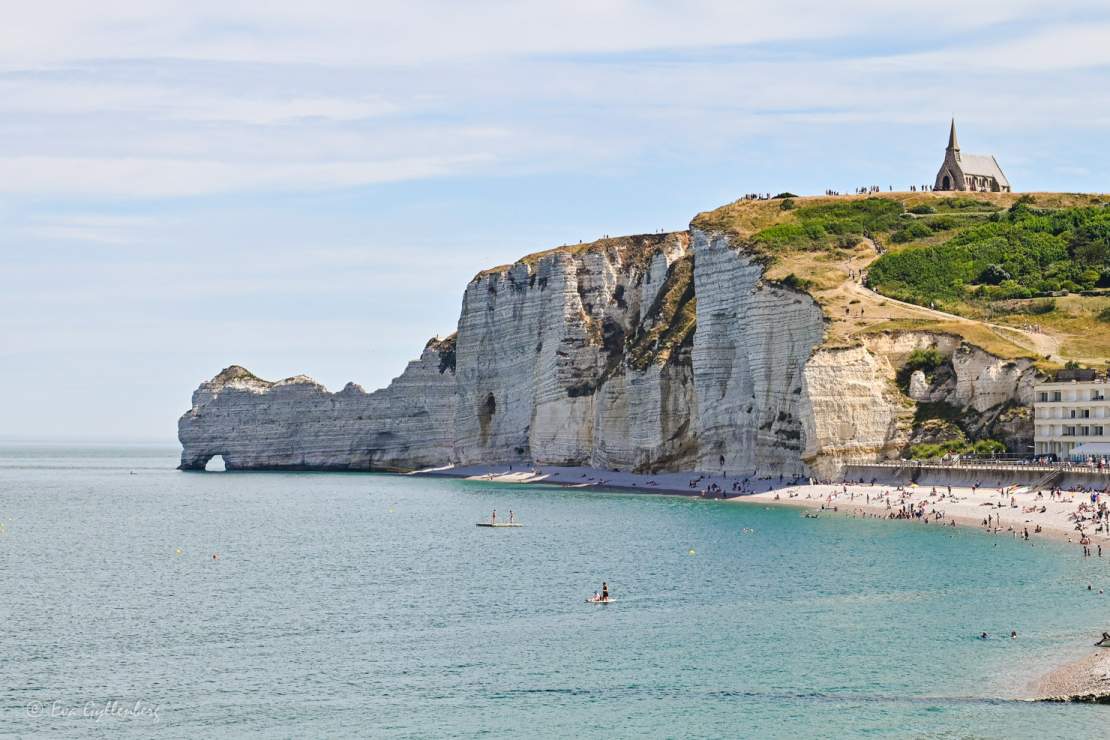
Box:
(947, 118), (960, 161)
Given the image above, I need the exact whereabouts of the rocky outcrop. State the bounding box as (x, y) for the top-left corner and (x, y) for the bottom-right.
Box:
(179, 229), (1041, 475)
(800, 345), (910, 478)
(178, 337), (457, 471)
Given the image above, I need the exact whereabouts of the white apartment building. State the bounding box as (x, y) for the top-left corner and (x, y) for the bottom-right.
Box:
(1033, 374), (1110, 459)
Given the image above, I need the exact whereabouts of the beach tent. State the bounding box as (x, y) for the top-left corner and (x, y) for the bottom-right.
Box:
(1069, 442), (1110, 459)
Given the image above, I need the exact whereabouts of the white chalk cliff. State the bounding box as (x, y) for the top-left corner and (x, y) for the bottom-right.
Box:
(179, 226), (1038, 475)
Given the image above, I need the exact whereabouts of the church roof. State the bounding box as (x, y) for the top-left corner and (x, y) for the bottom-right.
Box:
(959, 153), (1010, 188)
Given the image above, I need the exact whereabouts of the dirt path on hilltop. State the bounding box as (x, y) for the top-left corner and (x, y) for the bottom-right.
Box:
(828, 239), (1062, 360)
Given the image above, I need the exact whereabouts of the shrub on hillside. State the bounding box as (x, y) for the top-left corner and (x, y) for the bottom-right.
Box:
(1026, 299), (1056, 315)
(779, 273), (812, 291)
(911, 438), (1006, 459)
(909, 204), (936, 215)
(896, 347), (945, 391)
(905, 348), (943, 374)
(891, 221), (932, 243)
(780, 198), (796, 211)
(927, 215), (960, 232)
(1080, 268), (1102, 289)
(1098, 306), (1110, 323)
(753, 198), (904, 250)
(973, 439), (1006, 455)
(977, 264), (1011, 285)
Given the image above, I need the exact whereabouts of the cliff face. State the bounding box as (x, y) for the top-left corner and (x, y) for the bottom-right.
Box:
(799, 333), (1038, 477)
(178, 227), (1040, 475)
(178, 339), (457, 471)
(452, 233), (695, 470)
(691, 230), (824, 476)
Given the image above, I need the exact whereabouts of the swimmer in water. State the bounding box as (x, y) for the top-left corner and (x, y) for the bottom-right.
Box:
(980, 632), (989, 640)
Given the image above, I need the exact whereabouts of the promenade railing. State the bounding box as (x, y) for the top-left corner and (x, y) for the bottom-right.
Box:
(842, 459), (1110, 477)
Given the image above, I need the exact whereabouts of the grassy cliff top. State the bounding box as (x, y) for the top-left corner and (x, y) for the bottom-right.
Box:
(692, 191), (1107, 241)
(693, 192), (1110, 367)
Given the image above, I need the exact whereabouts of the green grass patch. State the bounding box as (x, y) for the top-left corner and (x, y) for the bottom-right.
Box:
(910, 438), (1006, 459)
(868, 203), (1110, 305)
(752, 198), (904, 251)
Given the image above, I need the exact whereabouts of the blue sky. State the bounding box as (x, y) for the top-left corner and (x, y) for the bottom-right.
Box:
(3, 1), (1110, 441)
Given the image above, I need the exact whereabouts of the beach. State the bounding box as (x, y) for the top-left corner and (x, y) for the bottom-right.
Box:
(414, 463), (1110, 548)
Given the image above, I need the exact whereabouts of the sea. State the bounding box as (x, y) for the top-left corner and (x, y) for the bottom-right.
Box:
(2, 444), (1108, 738)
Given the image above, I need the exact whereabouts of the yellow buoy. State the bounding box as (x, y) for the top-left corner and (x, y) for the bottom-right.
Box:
(688, 548), (696, 556)
(175, 548), (183, 556)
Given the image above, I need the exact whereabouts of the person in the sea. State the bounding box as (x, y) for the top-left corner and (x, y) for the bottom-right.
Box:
(491, 510), (496, 525)
(1011, 631), (1017, 639)
(508, 510), (515, 524)
(979, 632), (989, 640)
(601, 582), (609, 601)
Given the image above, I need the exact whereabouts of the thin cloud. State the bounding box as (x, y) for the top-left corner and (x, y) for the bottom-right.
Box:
(0, 154), (493, 197)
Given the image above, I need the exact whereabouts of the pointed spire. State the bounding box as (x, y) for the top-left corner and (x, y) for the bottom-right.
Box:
(947, 118), (960, 152)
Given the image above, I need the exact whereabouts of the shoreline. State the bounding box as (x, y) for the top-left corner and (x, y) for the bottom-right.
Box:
(411, 462), (1110, 547)
(414, 461), (1110, 700)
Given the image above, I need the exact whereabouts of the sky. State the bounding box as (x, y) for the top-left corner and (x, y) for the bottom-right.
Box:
(3, 1), (1110, 442)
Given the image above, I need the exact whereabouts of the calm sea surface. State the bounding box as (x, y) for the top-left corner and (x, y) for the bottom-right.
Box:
(2, 445), (1109, 738)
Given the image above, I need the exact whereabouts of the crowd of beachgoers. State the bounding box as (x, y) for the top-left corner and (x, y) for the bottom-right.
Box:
(416, 462), (1110, 548)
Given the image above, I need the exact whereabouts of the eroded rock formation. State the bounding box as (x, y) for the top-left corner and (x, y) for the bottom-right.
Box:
(179, 227), (1041, 474)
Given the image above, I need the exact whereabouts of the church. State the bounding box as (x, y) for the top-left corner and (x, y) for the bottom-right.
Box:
(933, 119), (1011, 193)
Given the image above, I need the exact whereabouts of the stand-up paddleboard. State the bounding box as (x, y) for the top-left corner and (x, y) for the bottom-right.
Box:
(586, 597), (615, 604)
(476, 522), (523, 528)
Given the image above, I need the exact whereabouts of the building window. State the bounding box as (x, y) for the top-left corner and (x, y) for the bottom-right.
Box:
(1039, 392), (1048, 402)
(1095, 426), (1105, 436)
(1053, 391), (1062, 402)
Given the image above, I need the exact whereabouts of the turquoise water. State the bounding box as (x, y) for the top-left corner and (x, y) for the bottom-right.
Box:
(2, 445), (1108, 738)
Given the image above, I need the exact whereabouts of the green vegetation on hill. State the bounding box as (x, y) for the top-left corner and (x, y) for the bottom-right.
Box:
(690, 191), (1110, 368)
(752, 198), (904, 250)
(868, 202), (1110, 306)
(895, 348), (944, 390)
(910, 438), (1006, 460)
